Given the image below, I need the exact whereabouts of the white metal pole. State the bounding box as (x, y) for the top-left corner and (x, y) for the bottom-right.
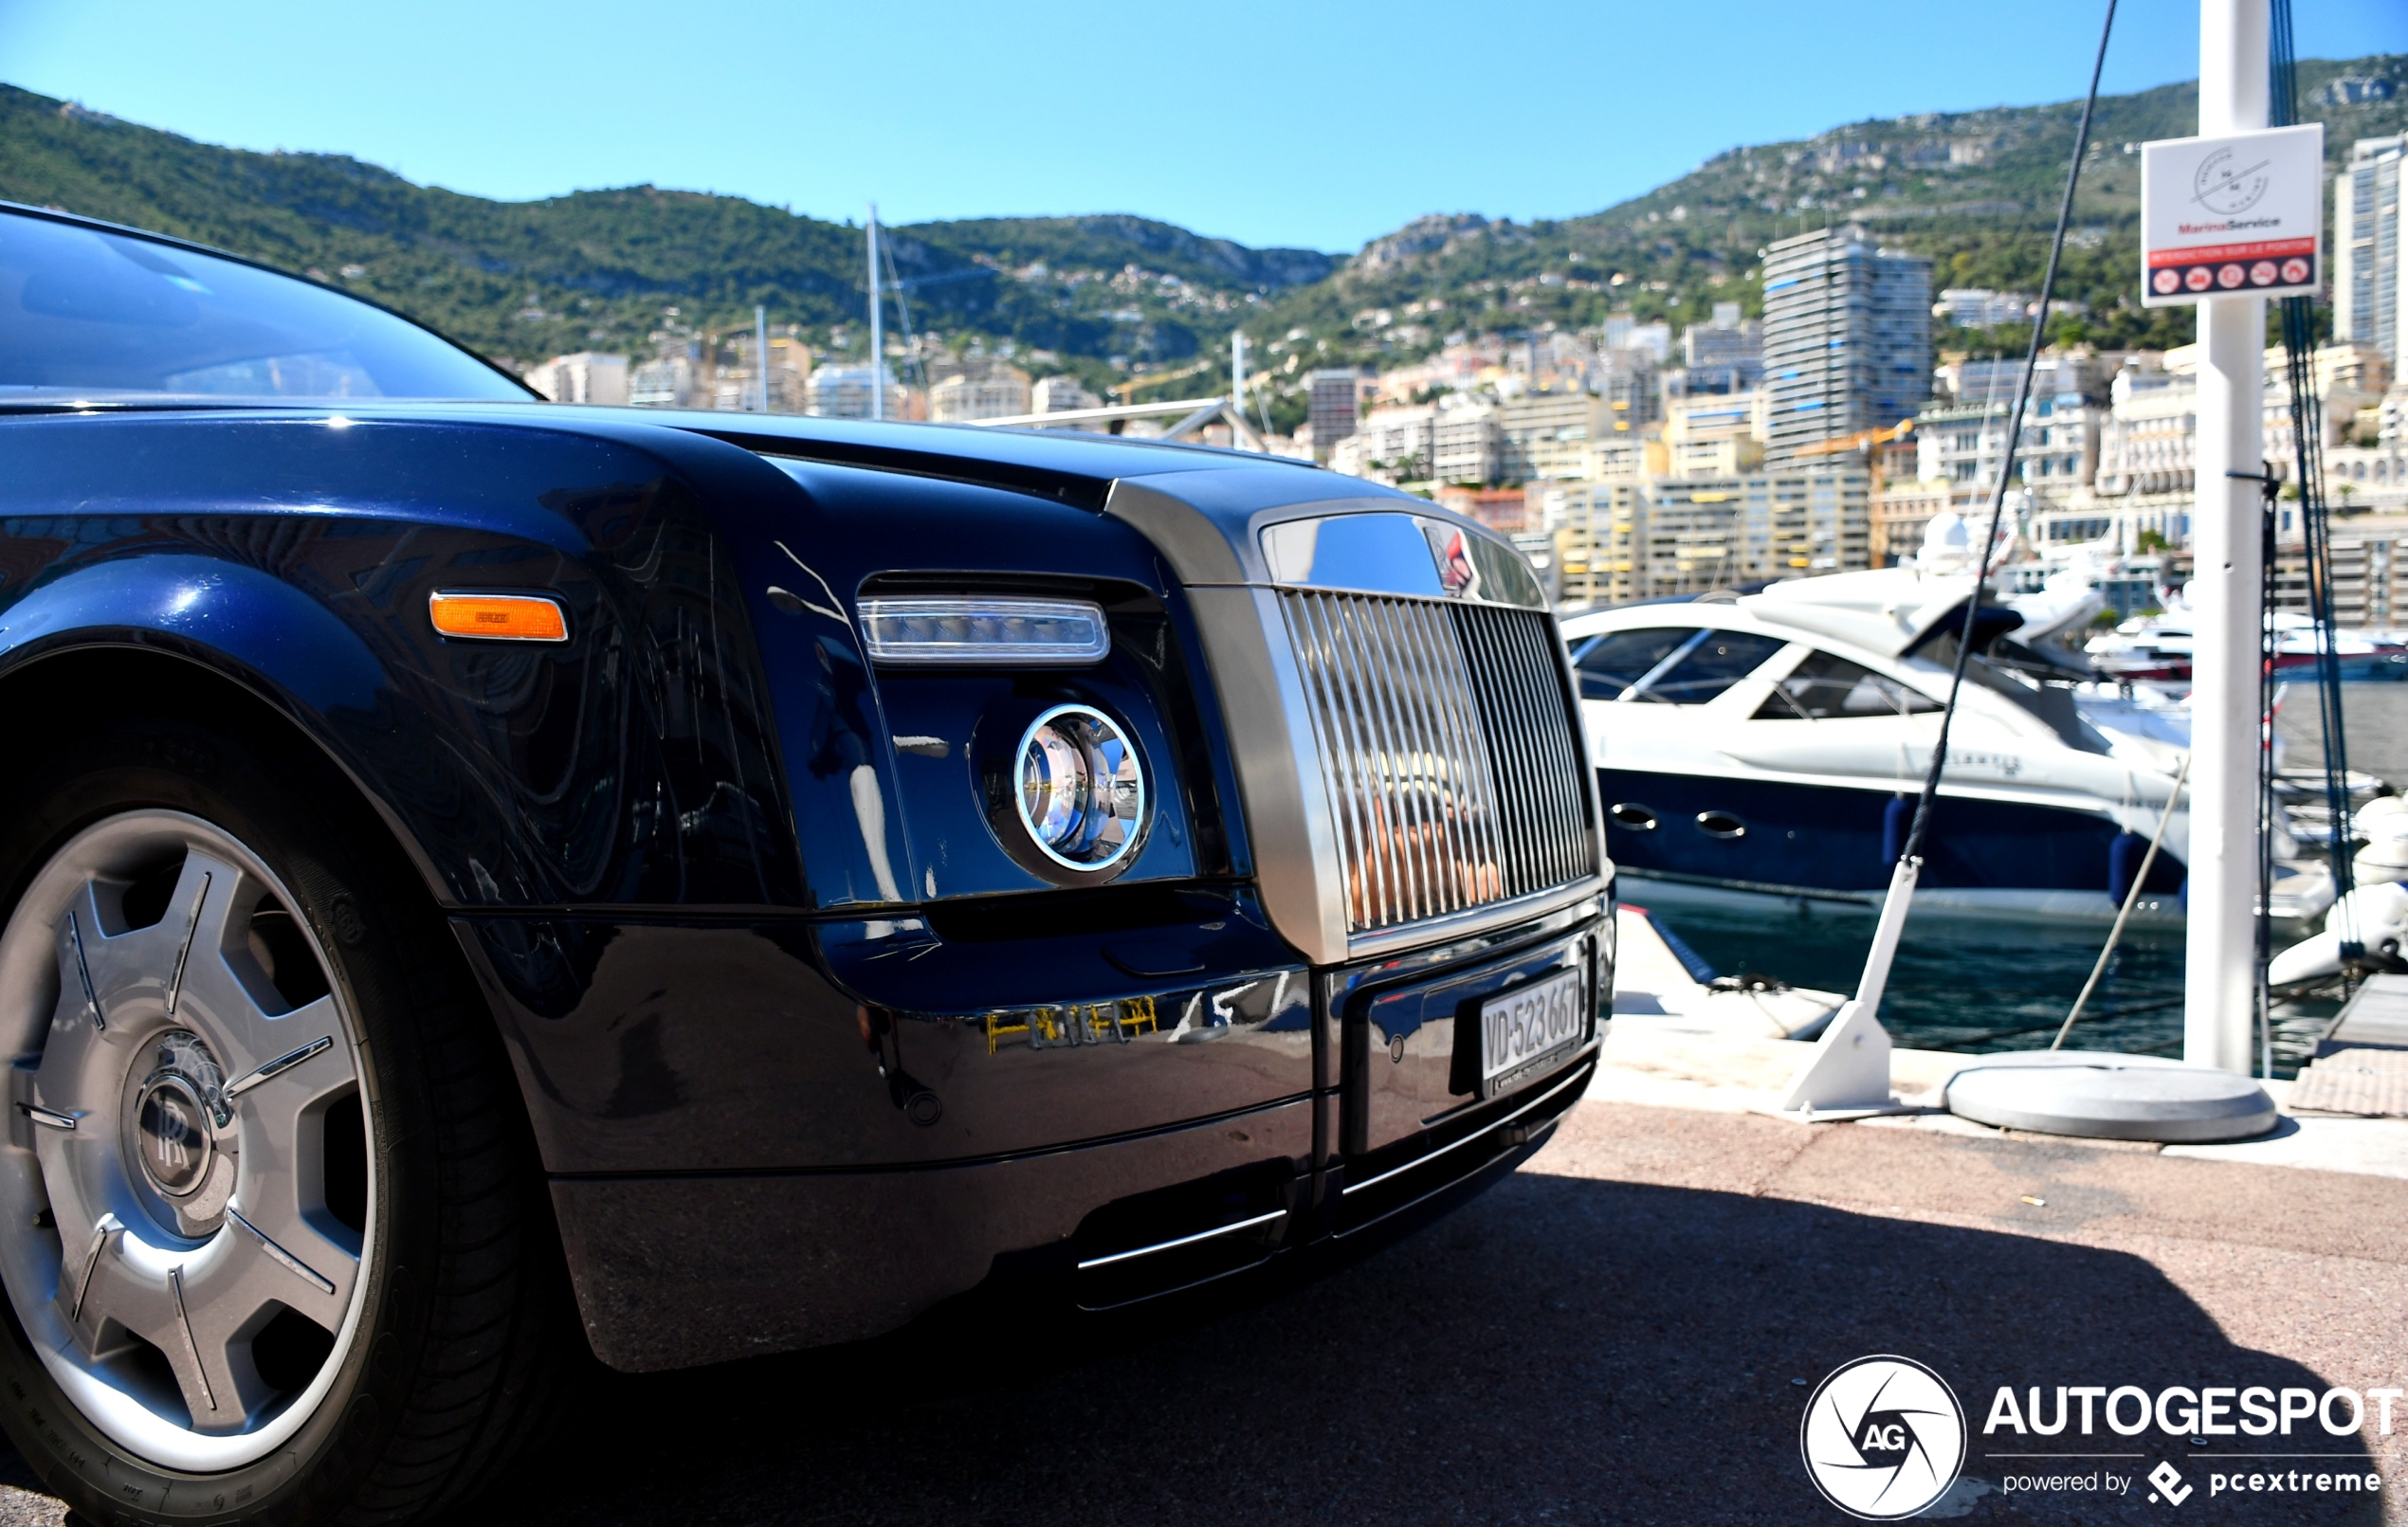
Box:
(2184, 0), (2269, 1074)
(755, 304), (770, 413)
(867, 204), (885, 422)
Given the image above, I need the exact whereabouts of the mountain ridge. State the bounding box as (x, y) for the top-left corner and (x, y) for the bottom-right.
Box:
(5, 57), (2403, 400)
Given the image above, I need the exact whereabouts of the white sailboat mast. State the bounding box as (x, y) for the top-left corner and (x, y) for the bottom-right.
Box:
(867, 203), (885, 423)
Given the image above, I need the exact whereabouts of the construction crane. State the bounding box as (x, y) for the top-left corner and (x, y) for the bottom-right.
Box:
(1111, 360), (1213, 400)
(1795, 418), (1916, 459)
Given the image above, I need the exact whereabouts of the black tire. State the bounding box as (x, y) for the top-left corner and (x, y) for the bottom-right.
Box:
(0, 700), (585, 1525)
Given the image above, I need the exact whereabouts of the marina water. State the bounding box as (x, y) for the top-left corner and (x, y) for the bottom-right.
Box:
(1630, 681), (2408, 1071)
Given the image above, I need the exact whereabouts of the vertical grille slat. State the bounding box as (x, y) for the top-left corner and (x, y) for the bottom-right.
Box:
(1334, 593), (1412, 923)
(1293, 595), (1374, 921)
(1378, 596), (1450, 918)
(1478, 606), (1560, 888)
(1279, 590), (1596, 938)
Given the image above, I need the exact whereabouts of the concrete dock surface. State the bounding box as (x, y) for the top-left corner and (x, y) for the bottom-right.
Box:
(2, 1029), (2400, 1525)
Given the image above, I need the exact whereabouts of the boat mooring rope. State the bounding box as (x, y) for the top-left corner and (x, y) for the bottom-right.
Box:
(2054, 750), (2191, 1049)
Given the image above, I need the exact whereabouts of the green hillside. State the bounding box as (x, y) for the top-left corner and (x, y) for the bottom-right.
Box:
(4, 57), (2403, 401)
(0, 83), (1333, 382)
(1245, 55), (2407, 391)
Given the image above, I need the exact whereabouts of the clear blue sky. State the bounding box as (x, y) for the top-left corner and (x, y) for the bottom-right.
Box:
(3, 0), (2400, 253)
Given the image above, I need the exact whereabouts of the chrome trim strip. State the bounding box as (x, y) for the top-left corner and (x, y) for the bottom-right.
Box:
(165, 870), (210, 1019)
(169, 1264), (216, 1410)
(1075, 1207), (1289, 1270)
(67, 912), (103, 1031)
(1343, 878), (1606, 963)
(228, 1206), (337, 1296)
(1183, 584), (1349, 964)
(68, 1214), (119, 1322)
(225, 1036), (334, 1100)
(1341, 1056), (1593, 1198)
(23, 1103), (76, 1131)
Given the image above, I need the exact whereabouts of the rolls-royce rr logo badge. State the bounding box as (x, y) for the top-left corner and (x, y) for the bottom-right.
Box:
(136, 1074), (211, 1197)
(1799, 1354), (1966, 1519)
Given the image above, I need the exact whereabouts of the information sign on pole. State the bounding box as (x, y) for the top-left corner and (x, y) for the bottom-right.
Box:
(2140, 123), (2324, 305)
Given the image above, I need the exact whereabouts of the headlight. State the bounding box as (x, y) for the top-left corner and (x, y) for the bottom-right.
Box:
(1014, 704), (1144, 870)
(860, 596), (1109, 665)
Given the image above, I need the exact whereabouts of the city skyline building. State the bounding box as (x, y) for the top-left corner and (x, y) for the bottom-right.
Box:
(1031, 374), (1101, 414)
(1499, 391), (1609, 482)
(1760, 225), (1932, 464)
(929, 364), (1033, 422)
(1308, 368), (1364, 461)
(806, 363), (898, 420)
(2336, 134), (2405, 369)
(524, 352), (629, 407)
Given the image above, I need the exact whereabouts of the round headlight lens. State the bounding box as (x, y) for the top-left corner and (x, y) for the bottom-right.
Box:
(1014, 705), (1145, 870)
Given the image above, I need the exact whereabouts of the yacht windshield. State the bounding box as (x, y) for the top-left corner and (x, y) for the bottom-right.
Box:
(0, 209), (529, 402)
(1754, 652), (1942, 719)
(1577, 627), (1789, 705)
(1573, 627), (1699, 699)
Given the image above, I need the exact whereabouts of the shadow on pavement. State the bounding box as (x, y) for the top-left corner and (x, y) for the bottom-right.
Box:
(452, 1169), (2377, 1526)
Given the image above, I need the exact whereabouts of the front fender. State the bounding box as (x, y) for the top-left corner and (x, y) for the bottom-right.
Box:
(0, 411), (821, 910)
(0, 551), (472, 900)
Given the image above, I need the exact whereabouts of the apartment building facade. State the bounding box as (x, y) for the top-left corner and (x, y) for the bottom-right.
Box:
(1760, 225), (1932, 462)
(2336, 134), (2405, 369)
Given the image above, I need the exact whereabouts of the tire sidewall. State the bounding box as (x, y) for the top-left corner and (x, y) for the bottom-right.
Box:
(0, 715), (443, 1524)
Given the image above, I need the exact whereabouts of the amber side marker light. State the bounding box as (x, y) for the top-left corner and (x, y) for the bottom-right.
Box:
(428, 591), (569, 643)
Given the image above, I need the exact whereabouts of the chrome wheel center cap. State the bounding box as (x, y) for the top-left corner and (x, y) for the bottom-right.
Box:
(125, 1030), (234, 1229)
(136, 1073), (213, 1196)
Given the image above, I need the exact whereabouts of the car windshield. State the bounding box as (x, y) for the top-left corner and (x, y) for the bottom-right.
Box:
(0, 209), (528, 402)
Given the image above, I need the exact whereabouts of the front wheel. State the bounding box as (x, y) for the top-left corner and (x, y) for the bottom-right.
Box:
(0, 711), (576, 1523)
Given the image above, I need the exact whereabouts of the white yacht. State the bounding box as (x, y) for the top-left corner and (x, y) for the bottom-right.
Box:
(1564, 565), (2334, 928)
(2086, 602), (2406, 682)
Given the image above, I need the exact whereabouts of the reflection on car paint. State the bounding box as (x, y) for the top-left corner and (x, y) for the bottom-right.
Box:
(976, 971), (1306, 1055)
(985, 996), (1160, 1053)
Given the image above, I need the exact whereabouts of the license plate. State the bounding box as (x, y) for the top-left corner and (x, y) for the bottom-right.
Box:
(1480, 966), (1585, 1091)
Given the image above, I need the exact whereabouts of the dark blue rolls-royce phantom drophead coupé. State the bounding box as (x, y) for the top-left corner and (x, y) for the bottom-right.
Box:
(0, 202), (1610, 1524)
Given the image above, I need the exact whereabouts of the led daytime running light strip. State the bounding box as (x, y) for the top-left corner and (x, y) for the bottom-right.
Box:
(859, 597), (1109, 665)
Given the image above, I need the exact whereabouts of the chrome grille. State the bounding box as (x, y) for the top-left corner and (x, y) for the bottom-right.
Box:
(1279, 591), (1596, 936)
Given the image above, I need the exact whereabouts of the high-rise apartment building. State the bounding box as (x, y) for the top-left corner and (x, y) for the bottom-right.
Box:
(806, 364), (897, 420)
(525, 352), (629, 407)
(1679, 312), (1763, 390)
(2336, 135), (2405, 368)
(1031, 374), (1101, 414)
(929, 366), (1033, 423)
(1307, 369), (1364, 460)
(1760, 226), (1932, 463)
(1542, 467), (1870, 607)
(1500, 392), (1609, 481)
(1596, 350), (1660, 432)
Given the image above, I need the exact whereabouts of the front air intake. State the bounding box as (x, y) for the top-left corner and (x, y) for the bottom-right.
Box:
(1279, 591), (1596, 936)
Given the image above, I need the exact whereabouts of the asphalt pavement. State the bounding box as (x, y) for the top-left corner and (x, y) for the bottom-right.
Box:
(5, 1099), (2402, 1525)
